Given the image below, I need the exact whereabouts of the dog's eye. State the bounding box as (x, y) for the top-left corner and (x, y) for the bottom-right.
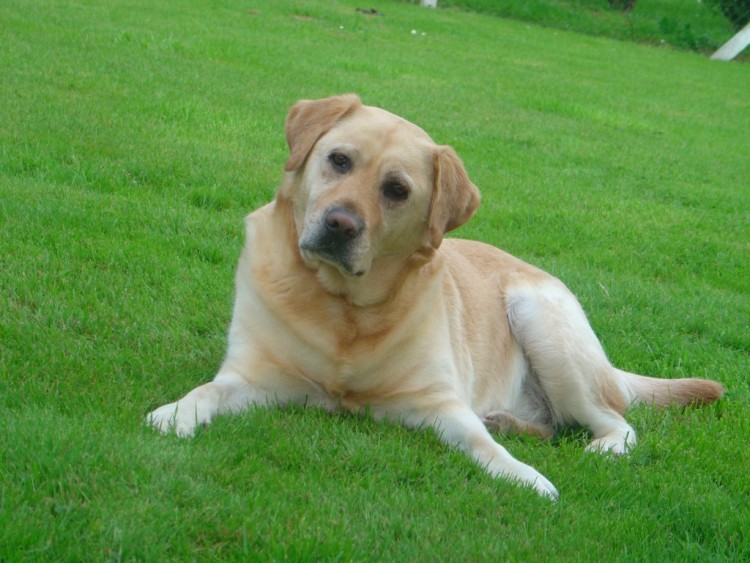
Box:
(329, 152), (351, 173)
(383, 181), (409, 202)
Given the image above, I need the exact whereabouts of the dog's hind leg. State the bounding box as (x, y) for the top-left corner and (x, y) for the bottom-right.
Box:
(506, 281), (636, 454)
(482, 411), (554, 439)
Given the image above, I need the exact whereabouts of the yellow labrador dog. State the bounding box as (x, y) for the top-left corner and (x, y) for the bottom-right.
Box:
(148, 94), (724, 498)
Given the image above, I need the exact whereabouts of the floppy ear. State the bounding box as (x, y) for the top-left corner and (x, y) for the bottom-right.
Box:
(428, 145), (481, 248)
(284, 94), (362, 172)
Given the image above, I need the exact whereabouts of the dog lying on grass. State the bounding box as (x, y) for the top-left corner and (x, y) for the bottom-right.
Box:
(148, 94), (724, 499)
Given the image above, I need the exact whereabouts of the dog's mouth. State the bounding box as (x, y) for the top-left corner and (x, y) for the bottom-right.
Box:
(299, 244), (366, 277)
(299, 207), (368, 277)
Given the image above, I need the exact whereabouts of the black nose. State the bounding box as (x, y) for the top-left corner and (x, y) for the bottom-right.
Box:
(325, 207), (363, 240)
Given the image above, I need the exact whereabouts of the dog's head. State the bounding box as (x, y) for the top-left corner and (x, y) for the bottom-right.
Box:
(279, 94), (480, 281)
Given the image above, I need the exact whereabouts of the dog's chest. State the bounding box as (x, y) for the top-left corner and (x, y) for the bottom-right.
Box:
(283, 298), (407, 372)
(255, 281), (433, 407)
(252, 259), (412, 359)
(242, 209), (445, 406)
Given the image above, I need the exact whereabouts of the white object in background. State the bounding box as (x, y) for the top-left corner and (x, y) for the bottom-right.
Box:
(421, 0), (438, 7)
(711, 22), (750, 61)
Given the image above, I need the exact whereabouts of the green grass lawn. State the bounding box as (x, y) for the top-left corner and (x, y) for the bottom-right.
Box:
(437, 0), (739, 53)
(2, 0), (749, 559)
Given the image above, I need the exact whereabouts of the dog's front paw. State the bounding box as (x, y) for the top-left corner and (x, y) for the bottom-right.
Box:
(147, 399), (208, 437)
(515, 463), (559, 501)
(491, 458), (559, 500)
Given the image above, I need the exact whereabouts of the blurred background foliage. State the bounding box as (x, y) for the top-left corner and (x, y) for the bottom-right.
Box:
(409, 0), (749, 55)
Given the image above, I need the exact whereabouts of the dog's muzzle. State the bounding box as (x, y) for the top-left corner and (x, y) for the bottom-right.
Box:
(299, 207), (366, 276)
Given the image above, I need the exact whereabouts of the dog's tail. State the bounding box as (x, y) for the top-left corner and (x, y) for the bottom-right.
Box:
(617, 369), (725, 408)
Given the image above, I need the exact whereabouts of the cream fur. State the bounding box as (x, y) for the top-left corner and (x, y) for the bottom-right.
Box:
(148, 95), (724, 499)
